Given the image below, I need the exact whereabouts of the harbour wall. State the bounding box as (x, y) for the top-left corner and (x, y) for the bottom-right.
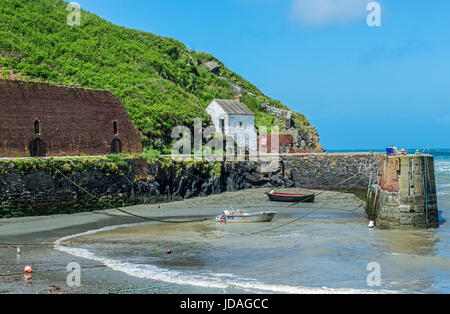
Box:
(367, 155), (440, 229)
(0, 153), (439, 229)
(0, 153), (377, 217)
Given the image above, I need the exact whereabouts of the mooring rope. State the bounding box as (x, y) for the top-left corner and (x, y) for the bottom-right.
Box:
(98, 283), (177, 294)
(283, 160), (380, 207)
(424, 157), (430, 228)
(247, 161), (379, 235)
(0, 157), (380, 295)
(0, 264), (107, 278)
(0, 159), (379, 246)
(0, 164), (213, 247)
(46, 163), (210, 224)
(248, 178), (368, 235)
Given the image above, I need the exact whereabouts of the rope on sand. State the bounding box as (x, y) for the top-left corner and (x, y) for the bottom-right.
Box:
(0, 160), (379, 246)
(247, 161), (379, 235)
(98, 283), (176, 294)
(47, 163), (210, 224)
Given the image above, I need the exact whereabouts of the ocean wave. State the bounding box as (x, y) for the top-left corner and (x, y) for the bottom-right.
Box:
(435, 161), (450, 173)
(54, 225), (392, 295)
(437, 182), (450, 196)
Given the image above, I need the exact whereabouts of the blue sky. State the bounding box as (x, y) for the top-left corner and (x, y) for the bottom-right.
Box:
(75, 0), (450, 150)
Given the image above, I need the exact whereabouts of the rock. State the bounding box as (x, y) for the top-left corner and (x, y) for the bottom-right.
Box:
(204, 61), (221, 75)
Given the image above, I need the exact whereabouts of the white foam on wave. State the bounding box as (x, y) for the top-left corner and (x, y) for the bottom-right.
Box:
(54, 224), (392, 294)
(435, 161), (450, 174)
(435, 160), (450, 199)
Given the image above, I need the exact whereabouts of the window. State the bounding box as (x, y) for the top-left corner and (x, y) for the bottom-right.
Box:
(113, 121), (118, 136)
(34, 120), (40, 135)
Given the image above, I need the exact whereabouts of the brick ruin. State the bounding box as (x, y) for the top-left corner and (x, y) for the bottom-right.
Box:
(0, 80), (142, 157)
(258, 134), (295, 153)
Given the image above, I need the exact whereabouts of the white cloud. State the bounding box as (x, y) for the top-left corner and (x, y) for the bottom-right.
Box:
(291, 0), (371, 26)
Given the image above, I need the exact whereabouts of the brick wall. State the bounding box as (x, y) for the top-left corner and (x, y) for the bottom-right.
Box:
(0, 80), (142, 157)
(378, 156), (400, 192)
(259, 134), (293, 152)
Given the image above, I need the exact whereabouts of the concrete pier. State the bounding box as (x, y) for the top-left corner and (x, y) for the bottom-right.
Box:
(369, 155), (439, 229)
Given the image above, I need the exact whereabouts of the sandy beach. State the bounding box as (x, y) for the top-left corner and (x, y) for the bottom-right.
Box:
(0, 188), (367, 294)
(2, 185), (448, 294)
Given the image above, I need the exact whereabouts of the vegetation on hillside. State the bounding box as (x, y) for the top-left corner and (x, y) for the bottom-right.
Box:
(0, 0), (311, 151)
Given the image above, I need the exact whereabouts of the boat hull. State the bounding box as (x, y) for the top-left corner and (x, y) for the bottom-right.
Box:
(266, 193), (315, 203)
(223, 212), (276, 223)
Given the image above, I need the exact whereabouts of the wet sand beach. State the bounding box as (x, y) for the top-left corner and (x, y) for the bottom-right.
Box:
(0, 188), (363, 294)
(0, 187), (448, 294)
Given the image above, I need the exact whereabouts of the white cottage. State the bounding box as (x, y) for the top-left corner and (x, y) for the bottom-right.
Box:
(206, 96), (257, 151)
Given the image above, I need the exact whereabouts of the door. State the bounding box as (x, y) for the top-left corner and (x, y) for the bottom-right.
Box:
(30, 138), (45, 157)
(111, 138), (122, 154)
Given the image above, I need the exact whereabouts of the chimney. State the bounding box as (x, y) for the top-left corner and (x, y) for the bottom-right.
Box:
(235, 95), (242, 103)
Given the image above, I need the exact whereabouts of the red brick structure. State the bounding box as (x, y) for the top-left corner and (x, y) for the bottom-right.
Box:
(0, 80), (142, 157)
(378, 156), (400, 192)
(258, 134), (293, 152)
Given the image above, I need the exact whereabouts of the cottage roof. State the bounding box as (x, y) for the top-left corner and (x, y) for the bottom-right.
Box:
(212, 99), (254, 116)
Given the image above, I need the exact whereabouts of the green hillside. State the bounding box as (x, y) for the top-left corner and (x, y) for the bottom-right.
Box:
(0, 0), (313, 152)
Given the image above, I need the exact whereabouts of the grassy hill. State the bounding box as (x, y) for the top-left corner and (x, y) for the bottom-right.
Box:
(0, 0), (316, 152)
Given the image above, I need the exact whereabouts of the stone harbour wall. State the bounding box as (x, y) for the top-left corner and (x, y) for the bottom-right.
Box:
(0, 159), (134, 217)
(0, 153), (390, 221)
(367, 155), (439, 229)
(282, 153), (378, 190)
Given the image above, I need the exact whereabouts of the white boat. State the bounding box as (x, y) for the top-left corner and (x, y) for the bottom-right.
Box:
(216, 209), (276, 223)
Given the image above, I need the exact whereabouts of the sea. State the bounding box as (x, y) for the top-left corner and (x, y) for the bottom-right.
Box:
(56, 149), (450, 294)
